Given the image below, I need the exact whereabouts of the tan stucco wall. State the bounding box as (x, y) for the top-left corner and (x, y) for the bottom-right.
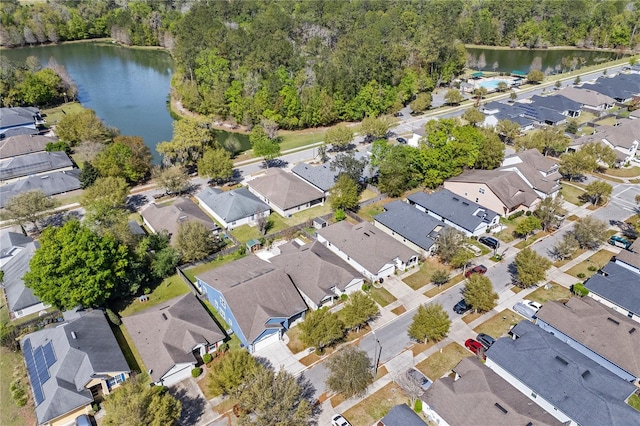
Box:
(444, 181), (508, 216)
(48, 405), (90, 426)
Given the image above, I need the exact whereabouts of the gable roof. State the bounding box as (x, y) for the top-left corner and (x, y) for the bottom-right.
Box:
(247, 168), (324, 210)
(196, 186), (269, 224)
(487, 320), (640, 426)
(0, 230), (32, 258)
(270, 240), (361, 304)
(514, 103), (567, 124)
(2, 241), (43, 312)
(0, 134), (56, 159)
(446, 169), (539, 209)
(584, 261), (640, 315)
(196, 256), (307, 344)
(317, 220), (418, 273)
(424, 357), (562, 426)
(535, 297), (640, 378)
(407, 190), (498, 233)
(380, 404), (426, 426)
(374, 201), (447, 252)
(615, 239), (640, 271)
(291, 162), (338, 192)
(21, 310), (129, 425)
(582, 74), (640, 101)
(530, 94), (582, 113)
(0, 107), (40, 130)
(140, 197), (220, 243)
(122, 294), (225, 383)
(556, 87), (615, 107)
(0, 169), (81, 208)
(500, 149), (561, 195)
(0, 151), (72, 181)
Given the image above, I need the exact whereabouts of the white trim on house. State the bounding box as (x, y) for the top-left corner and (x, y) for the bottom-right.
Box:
(157, 362), (195, 386)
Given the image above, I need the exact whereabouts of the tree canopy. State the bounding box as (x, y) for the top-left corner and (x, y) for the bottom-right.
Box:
(206, 350), (260, 397)
(408, 303), (451, 344)
(325, 346), (374, 399)
(197, 147), (234, 182)
(572, 217), (608, 249)
(329, 174), (360, 212)
(175, 220), (218, 263)
(0, 190), (59, 233)
(340, 292), (380, 332)
(513, 247), (552, 288)
(157, 117), (217, 165)
(93, 136), (152, 183)
(464, 275), (498, 313)
(298, 307), (344, 351)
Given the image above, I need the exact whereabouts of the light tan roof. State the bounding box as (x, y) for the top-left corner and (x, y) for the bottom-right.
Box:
(571, 119), (640, 152)
(247, 168), (324, 210)
(557, 87), (616, 107)
(140, 197), (219, 243)
(500, 149), (561, 195)
(447, 169), (539, 209)
(535, 297), (640, 378)
(0, 134), (56, 159)
(424, 357), (562, 426)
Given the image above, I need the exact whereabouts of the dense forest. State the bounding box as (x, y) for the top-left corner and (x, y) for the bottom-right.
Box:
(2, 0), (639, 127)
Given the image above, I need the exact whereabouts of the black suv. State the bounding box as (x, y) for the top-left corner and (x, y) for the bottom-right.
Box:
(478, 236), (500, 250)
(453, 299), (471, 314)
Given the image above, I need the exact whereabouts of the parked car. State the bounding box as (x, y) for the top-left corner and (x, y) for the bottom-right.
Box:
(75, 415), (92, 426)
(453, 299), (471, 314)
(331, 414), (351, 426)
(465, 338), (486, 359)
(406, 368), (432, 391)
(394, 111), (404, 117)
(609, 235), (631, 249)
(513, 302), (537, 319)
(523, 299), (542, 311)
(478, 236), (500, 250)
(396, 137), (407, 144)
(476, 333), (495, 349)
(465, 264), (487, 278)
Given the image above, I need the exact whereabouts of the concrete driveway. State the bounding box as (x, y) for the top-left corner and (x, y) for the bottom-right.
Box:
(169, 377), (216, 426)
(253, 340), (306, 376)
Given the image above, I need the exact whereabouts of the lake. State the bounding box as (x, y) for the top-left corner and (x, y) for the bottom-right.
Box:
(3, 42), (176, 163)
(465, 47), (618, 74)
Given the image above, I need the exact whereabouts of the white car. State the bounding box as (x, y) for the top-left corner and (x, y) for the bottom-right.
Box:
(331, 414), (351, 426)
(523, 299), (542, 311)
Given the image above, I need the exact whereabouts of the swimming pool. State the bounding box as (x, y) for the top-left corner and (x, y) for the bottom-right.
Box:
(477, 79), (510, 90)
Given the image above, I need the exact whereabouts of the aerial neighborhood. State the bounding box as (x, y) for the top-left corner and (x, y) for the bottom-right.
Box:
(1, 1), (640, 426)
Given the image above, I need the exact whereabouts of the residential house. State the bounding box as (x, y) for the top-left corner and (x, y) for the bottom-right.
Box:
(615, 239), (640, 274)
(291, 162), (338, 194)
(481, 101), (536, 130)
(21, 310), (130, 426)
(407, 190), (500, 237)
(140, 197), (220, 244)
(556, 87), (615, 113)
(377, 404), (426, 426)
(569, 119), (640, 164)
(584, 261), (640, 323)
(444, 170), (539, 216)
(373, 200), (448, 257)
(0, 169), (81, 209)
(582, 73), (640, 103)
(123, 294), (225, 386)
(485, 320), (640, 426)
(0, 107), (45, 137)
(529, 94), (582, 118)
(0, 134), (56, 159)
(423, 357), (562, 426)
(246, 168), (324, 217)
(0, 151), (74, 184)
(535, 297), (640, 384)
(499, 149), (562, 200)
(513, 102), (568, 126)
(407, 127), (426, 147)
(317, 221), (419, 281)
(195, 186), (270, 230)
(195, 256), (307, 352)
(270, 240), (364, 310)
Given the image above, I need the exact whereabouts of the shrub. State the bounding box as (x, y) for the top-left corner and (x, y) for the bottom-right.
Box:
(414, 399), (422, 413)
(334, 208), (346, 221)
(203, 353), (213, 364)
(577, 273), (586, 279)
(10, 381), (27, 407)
(340, 294), (348, 301)
(587, 265), (597, 272)
(572, 283), (589, 297)
(218, 342), (229, 353)
(361, 283), (371, 292)
(105, 308), (121, 326)
(191, 367), (202, 378)
(508, 211), (524, 220)
(525, 211), (532, 216)
(92, 403), (101, 413)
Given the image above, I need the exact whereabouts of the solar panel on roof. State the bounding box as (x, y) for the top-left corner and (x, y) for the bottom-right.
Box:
(43, 341), (56, 367)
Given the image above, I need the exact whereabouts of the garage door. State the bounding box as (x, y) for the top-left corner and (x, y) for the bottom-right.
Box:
(161, 364), (194, 386)
(377, 264), (395, 279)
(253, 331), (280, 352)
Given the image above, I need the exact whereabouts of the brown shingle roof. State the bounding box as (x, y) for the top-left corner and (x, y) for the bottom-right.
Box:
(447, 169), (539, 209)
(424, 357), (562, 426)
(140, 197), (220, 243)
(535, 297), (640, 378)
(557, 87), (616, 107)
(247, 168), (324, 210)
(500, 149), (561, 195)
(616, 239), (640, 270)
(0, 134), (55, 159)
(122, 294), (225, 383)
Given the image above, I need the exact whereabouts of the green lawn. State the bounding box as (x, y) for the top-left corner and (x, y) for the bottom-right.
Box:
(629, 393), (640, 412)
(368, 287), (397, 307)
(593, 116), (618, 127)
(117, 274), (190, 317)
(603, 166), (640, 178)
(41, 101), (85, 126)
(111, 324), (145, 373)
(182, 251), (247, 283)
(574, 111), (597, 125)
(415, 342), (470, 380)
(403, 258), (453, 291)
(343, 383), (411, 426)
(560, 183), (586, 206)
(359, 189), (379, 202)
(230, 205), (329, 243)
(0, 347), (36, 426)
(279, 129), (327, 152)
(230, 224), (262, 243)
(423, 274), (465, 298)
(565, 249), (616, 280)
(201, 300), (242, 350)
(513, 231), (548, 249)
(473, 310), (522, 339)
(527, 282), (572, 304)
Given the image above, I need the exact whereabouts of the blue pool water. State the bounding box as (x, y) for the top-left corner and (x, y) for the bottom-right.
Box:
(477, 79), (509, 90)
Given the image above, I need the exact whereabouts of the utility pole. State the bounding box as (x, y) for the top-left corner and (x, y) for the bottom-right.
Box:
(372, 330), (383, 377)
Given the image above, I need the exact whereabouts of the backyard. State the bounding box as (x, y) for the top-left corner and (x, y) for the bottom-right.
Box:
(116, 274), (190, 317)
(0, 347), (37, 426)
(603, 166), (640, 178)
(565, 249), (616, 280)
(415, 342), (471, 380)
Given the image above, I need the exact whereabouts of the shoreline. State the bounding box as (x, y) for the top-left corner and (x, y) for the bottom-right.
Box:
(0, 37), (170, 53)
(464, 44), (622, 53)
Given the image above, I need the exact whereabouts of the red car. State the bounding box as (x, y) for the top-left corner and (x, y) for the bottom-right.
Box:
(465, 338), (486, 360)
(465, 264), (488, 278)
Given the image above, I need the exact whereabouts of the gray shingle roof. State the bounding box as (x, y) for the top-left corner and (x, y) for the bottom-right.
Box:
(380, 404), (426, 426)
(584, 261), (640, 315)
(0, 230), (32, 258)
(21, 310), (129, 425)
(556, 87), (616, 107)
(122, 294), (225, 383)
(196, 186), (269, 224)
(407, 190), (498, 233)
(486, 320), (640, 426)
(291, 162), (337, 192)
(535, 297), (640, 378)
(582, 74), (640, 101)
(2, 241), (43, 312)
(424, 357), (562, 426)
(374, 201), (448, 252)
(247, 168), (324, 210)
(0, 169), (81, 208)
(0, 134), (55, 159)
(0, 151), (73, 181)
(317, 220), (418, 274)
(140, 197), (220, 243)
(514, 103), (566, 124)
(530, 94), (582, 114)
(0, 107), (40, 130)
(196, 256), (307, 344)
(270, 240), (361, 304)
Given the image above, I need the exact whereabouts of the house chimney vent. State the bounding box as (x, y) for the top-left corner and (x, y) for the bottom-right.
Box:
(71, 332), (77, 339)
